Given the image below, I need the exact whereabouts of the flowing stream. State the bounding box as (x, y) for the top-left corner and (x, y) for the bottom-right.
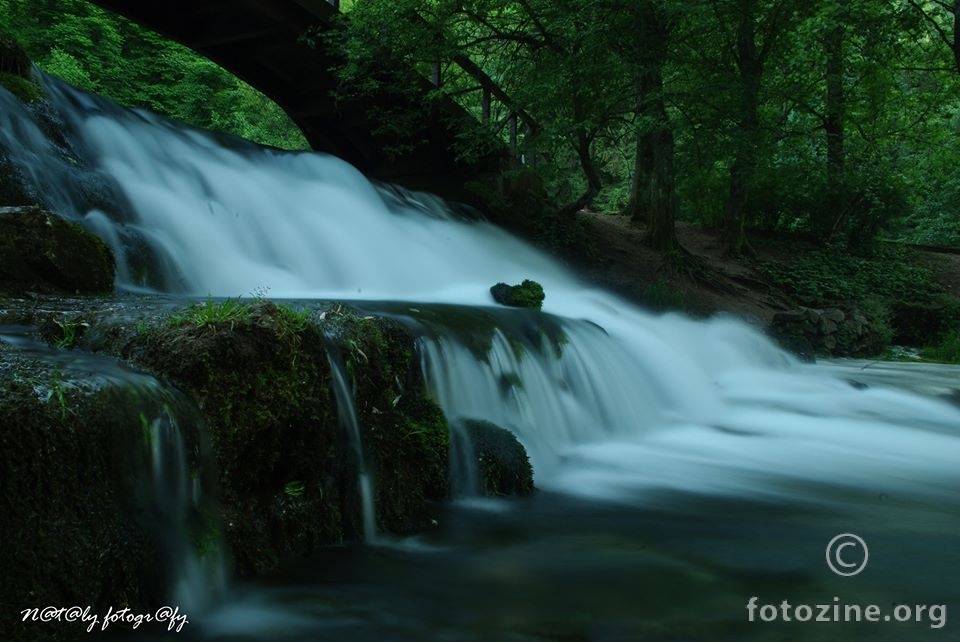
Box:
(3, 75), (960, 640)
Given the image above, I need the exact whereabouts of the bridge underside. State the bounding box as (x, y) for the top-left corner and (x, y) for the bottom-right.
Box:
(88, 0), (502, 201)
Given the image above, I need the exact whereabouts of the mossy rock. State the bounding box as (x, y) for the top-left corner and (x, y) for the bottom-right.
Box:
(0, 206), (115, 295)
(461, 419), (534, 496)
(0, 349), (207, 641)
(0, 70), (41, 103)
(118, 300), (341, 575)
(325, 310), (450, 534)
(109, 302), (453, 573)
(490, 279), (545, 310)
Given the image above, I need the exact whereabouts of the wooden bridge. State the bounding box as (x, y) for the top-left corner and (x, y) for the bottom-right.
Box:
(87, 0), (534, 202)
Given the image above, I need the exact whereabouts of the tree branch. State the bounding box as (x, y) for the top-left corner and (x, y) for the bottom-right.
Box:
(906, 0), (954, 50)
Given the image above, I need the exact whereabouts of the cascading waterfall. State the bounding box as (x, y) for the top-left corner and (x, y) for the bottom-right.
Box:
(325, 345), (378, 542)
(2, 72), (960, 518)
(143, 408), (226, 612)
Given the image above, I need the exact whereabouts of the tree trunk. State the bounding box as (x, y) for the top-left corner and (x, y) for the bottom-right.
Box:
(625, 2), (676, 252)
(723, 0), (762, 256)
(571, 92), (601, 201)
(953, 0), (960, 73)
(575, 128), (602, 197)
(825, 19), (845, 190)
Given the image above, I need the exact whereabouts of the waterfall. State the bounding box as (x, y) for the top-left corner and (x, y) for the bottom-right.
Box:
(143, 408), (226, 612)
(325, 346), (378, 542)
(2, 73), (960, 514)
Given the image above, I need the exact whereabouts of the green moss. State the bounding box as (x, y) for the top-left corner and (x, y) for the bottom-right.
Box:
(117, 301), (455, 570)
(130, 301), (341, 574)
(0, 358), (205, 640)
(0, 207), (115, 295)
(0, 70), (41, 102)
(461, 419), (534, 496)
(323, 306), (451, 533)
(490, 279), (546, 310)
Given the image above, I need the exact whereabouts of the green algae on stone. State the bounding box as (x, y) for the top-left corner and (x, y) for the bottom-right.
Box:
(490, 279), (545, 310)
(127, 300), (341, 575)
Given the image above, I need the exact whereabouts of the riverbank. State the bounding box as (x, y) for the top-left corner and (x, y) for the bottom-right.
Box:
(547, 211), (960, 362)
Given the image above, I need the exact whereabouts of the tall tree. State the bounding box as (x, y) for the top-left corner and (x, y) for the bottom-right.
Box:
(721, 0), (794, 255)
(616, 0), (678, 251)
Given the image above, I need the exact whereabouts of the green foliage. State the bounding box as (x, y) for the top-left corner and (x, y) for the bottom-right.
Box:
(758, 245), (942, 307)
(276, 304), (311, 333)
(0, 0), (308, 150)
(922, 330), (960, 363)
(858, 295), (895, 349)
(42, 366), (70, 419)
(0, 70), (40, 101)
(283, 480), (306, 498)
(169, 297), (252, 330)
(54, 317), (78, 349)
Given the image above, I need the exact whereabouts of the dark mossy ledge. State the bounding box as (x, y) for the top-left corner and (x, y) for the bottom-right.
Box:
(1, 296), (535, 596)
(0, 206), (116, 295)
(0, 338), (211, 641)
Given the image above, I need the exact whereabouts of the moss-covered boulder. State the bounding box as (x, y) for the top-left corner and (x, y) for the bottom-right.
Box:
(0, 344), (208, 641)
(461, 419), (534, 496)
(490, 279), (545, 310)
(322, 310), (450, 534)
(0, 207), (115, 295)
(110, 300), (341, 576)
(106, 301), (450, 574)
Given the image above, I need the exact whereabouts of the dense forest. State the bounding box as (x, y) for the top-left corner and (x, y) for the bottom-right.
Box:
(330, 0), (960, 254)
(0, 0), (309, 149)
(2, 0), (960, 360)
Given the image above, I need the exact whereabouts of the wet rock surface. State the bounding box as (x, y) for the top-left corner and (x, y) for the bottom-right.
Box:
(770, 305), (888, 359)
(461, 419), (534, 497)
(0, 206), (115, 295)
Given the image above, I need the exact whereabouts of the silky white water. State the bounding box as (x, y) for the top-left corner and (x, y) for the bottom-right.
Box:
(326, 347), (378, 542)
(4, 75), (960, 512)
